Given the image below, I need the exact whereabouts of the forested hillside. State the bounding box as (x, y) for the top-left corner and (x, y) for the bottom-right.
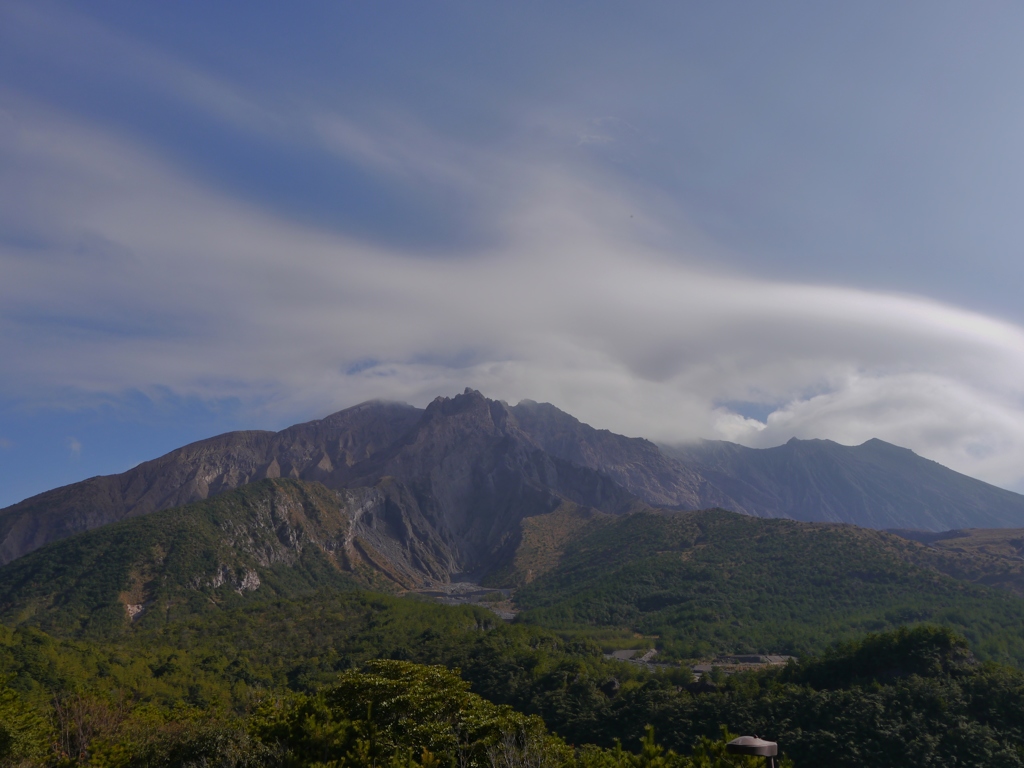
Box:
(888, 526), (1024, 596)
(513, 509), (1024, 663)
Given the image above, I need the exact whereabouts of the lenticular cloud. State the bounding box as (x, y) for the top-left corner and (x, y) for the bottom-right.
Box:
(4, 104), (1024, 491)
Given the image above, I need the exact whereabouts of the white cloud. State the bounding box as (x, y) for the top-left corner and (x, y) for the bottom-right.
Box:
(65, 437), (81, 459)
(5, 99), (1024, 492)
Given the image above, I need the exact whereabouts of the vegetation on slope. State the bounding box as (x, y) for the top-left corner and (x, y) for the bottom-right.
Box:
(484, 502), (614, 588)
(888, 526), (1024, 596)
(7, 485), (1024, 669)
(0, 480), (389, 638)
(514, 509), (1024, 663)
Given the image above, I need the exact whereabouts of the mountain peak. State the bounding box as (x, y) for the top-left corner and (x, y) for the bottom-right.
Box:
(422, 388), (510, 431)
(859, 437), (915, 454)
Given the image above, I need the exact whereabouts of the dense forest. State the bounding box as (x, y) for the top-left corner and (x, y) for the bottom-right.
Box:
(0, 588), (1022, 767)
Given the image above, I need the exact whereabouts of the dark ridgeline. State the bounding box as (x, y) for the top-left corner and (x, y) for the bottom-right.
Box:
(3, 388), (1024, 569)
(0, 391), (642, 581)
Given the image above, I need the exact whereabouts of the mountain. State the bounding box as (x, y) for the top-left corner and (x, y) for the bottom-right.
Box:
(0, 392), (653, 588)
(5, 401), (1024, 768)
(4, 389), (1024, 569)
(0, 392), (642, 568)
(3, 393), (1024, 663)
(663, 437), (1024, 529)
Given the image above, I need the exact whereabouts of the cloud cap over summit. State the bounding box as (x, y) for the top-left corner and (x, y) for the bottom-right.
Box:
(4, 2), (1024, 501)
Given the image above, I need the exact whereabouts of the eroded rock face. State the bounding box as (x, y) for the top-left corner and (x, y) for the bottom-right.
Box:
(237, 569), (260, 594)
(0, 391), (644, 580)
(0, 401), (422, 564)
(341, 390), (640, 578)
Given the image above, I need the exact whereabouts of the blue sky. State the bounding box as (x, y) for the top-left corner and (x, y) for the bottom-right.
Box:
(5, 1), (1024, 507)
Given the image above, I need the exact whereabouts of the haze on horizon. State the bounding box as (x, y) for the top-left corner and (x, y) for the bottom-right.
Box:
(4, 1), (1024, 507)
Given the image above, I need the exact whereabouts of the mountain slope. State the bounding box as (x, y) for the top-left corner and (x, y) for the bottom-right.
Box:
(0, 426), (649, 629)
(508, 399), (714, 508)
(339, 390), (641, 577)
(663, 437), (1024, 529)
(0, 479), (380, 637)
(0, 473), (562, 636)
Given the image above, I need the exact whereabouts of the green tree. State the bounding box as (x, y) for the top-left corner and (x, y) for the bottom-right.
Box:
(0, 679), (49, 767)
(252, 660), (573, 768)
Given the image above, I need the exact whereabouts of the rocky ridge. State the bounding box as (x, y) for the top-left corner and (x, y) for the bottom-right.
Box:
(4, 388), (1024, 573)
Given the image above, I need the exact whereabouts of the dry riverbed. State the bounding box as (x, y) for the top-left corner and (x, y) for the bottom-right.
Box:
(410, 581), (518, 620)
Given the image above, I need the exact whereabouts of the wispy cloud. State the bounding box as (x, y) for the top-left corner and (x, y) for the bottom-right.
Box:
(65, 436), (81, 459)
